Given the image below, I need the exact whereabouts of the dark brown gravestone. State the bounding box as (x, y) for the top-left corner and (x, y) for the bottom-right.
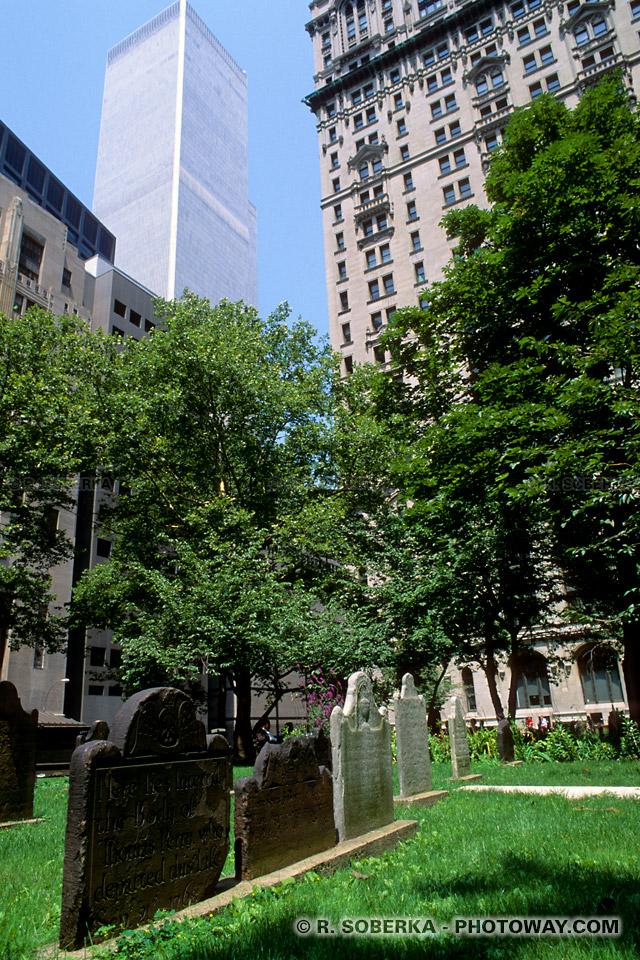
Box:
(75, 719), (110, 749)
(59, 687), (231, 949)
(0, 681), (38, 823)
(496, 719), (515, 763)
(234, 736), (335, 881)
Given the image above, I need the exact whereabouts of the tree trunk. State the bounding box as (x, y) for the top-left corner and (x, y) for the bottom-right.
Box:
(507, 637), (521, 721)
(622, 621), (640, 726)
(427, 664), (448, 734)
(232, 668), (256, 764)
(483, 645), (505, 720)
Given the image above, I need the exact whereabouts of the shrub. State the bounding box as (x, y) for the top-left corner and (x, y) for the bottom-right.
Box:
(619, 715), (640, 760)
(468, 726), (498, 761)
(545, 725), (579, 762)
(428, 732), (450, 762)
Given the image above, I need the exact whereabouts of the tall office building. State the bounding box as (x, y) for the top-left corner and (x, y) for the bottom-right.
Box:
(94, 1), (258, 307)
(305, 0), (640, 374)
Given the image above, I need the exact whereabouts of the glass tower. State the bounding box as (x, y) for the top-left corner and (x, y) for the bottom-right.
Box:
(93, 0), (257, 306)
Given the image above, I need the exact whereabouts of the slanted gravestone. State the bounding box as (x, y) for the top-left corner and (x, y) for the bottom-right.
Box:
(0, 681), (38, 823)
(496, 719), (515, 762)
(59, 687), (231, 949)
(393, 674), (432, 798)
(446, 695), (471, 779)
(331, 671), (394, 841)
(234, 736), (335, 880)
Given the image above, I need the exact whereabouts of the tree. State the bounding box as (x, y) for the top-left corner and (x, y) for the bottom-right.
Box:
(381, 75), (640, 721)
(72, 295), (375, 759)
(0, 308), (93, 674)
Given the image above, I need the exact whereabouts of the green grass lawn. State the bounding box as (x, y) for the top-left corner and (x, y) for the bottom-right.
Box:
(1, 762), (639, 960)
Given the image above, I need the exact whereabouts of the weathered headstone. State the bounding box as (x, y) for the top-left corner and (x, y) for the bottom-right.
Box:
(75, 719), (110, 749)
(0, 681), (38, 823)
(234, 736), (335, 880)
(446, 695), (471, 779)
(496, 719), (515, 763)
(59, 687), (231, 949)
(393, 674), (432, 798)
(331, 671), (394, 841)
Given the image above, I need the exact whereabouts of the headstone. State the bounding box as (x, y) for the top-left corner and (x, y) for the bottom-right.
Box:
(331, 671), (394, 841)
(496, 719), (515, 763)
(0, 681), (38, 823)
(446, 695), (471, 779)
(59, 687), (231, 949)
(393, 674), (432, 798)
(76, 720), (110, 749)
(234, 736), (335, 880)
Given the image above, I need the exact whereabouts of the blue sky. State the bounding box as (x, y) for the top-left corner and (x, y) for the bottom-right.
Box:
(2, 0), (328, 338)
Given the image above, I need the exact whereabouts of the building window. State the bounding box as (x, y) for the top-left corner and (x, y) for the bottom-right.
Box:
(111, 326), (124, 337)
(523, 53), (537, 73)
(329, 127), (337, 142)
(435, 126), (446, 144)
(362, 219), (374, 236)
(411, 231), (421, 251)
(376, 213), (388, 231)
(342, 322), (352, 343)
(449, 120), (461, 138)
(33, 645), (45, 670)
(90, 646), (106, 668)
(453, 148), (466, 168)
(578, 646), (624, 704)
(516, 652), (552, 709)
(359, 161), (370, 180)
(366, 249), (377, 269)
(370, 312), (382, 331)
(145, 319), (155, 333)
(486, 131), (500, 152)
(431, 99), (443, 119)
(533, 17), (547, 37)
(407, 199), (418, 221)
(374, 345), (386, 363)
(354, 113), (364, 129)
(88, 685), (105, 697)
(459, 178), (472, 198)
(530, 80), (543, 99)
(414, 261), (426, 282)
(371, 156), (382, 175)
(445, 93), (457, 112)
(404, 172), (414, 191)
(383, 273), (395, 295)
(62, 267), (72, 289)
(540, 45), (554, 66)
(400, 144), (410, 161)
(546, 73), (560, 92)
(369, 131), (379, 144)
(461, 667), (477, 712)
(369, 279), (380, 300)
(418, 0), (443, 18)
(397, 118), (407, 136)
(632, 0), (640, 19)
(439, 155), (452, 175)
(330, 152), (339, 169)
(129, 309), (141, 327)
(333, 178), (341, 193)
(380, 243), (391, 263)
(96, 538), (112, 558)
(394, 92), (403, 110)
(334, 203), (343, 222)
(338, 260), (347, 280)
(336, 232), (345, 251)
(574, 24), (590, 45)
(339, 291), (350, 312)
(366, 107), (376, 125)
(427, 73), (439, 94)
(344, 355), (353, 375)
(441, 67), (452, 85)
(443, 184), (456, 205)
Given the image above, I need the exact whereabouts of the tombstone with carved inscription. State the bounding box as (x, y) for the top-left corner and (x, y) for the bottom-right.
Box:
(0, 681), (38, 823)
(234, 735), (335, 880)
(394, 673), (432, 798)
(445, 695), (471, 779)
(59, 687), (231, 949)
(331, 671), (394, 842)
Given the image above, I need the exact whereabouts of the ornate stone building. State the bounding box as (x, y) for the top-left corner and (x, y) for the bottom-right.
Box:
(305, 0), (640, 373)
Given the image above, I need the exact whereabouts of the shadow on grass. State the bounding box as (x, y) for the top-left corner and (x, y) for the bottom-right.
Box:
(132, 857), (639, 960)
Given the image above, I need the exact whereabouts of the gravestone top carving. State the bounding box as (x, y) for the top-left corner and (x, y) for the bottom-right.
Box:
(0, 681), (38, 823)
(109, 686), (206, 757)
(254, 736), (322, 789)
(60, 687), (230, 949)
(393, 672), (432, 798)
(331, 671), (394, 841)
(76, 720), (109, 749)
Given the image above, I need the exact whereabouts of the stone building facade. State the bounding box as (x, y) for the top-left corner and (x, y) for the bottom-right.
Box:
(305, 0), (640, 372)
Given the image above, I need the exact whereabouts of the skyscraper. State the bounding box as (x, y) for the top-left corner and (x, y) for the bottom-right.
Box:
(305, 0), (640, 374)
(94, 0), (257, 306)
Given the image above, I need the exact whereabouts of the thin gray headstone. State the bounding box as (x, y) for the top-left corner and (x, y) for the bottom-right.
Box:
(0, 681), (38, 823)
(234, 736), (335, 880)
(394, 673), (432, 798)
(330, 671), (394, 841)
(59, 687), (231, 949)
(446, 695), (471, 779)
(496, 719), (515, 762)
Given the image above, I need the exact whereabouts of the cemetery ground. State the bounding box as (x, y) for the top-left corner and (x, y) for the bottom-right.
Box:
(1, 762), (639, 960)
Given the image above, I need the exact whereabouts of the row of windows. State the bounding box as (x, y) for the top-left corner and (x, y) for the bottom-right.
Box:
(443, 177), (472, 206)
(335, 195), (422, 252)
